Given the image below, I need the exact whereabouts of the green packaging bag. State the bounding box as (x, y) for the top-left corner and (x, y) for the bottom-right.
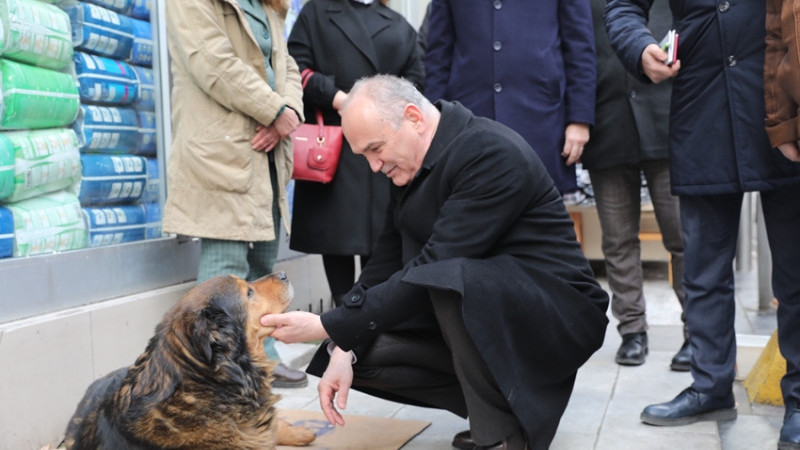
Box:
(5, 190), (87, 257)
(0, 134), (13, 199)
(0, 128), (81, 203)
(1, 58), (80, 130)
(0, 0), (73, 70)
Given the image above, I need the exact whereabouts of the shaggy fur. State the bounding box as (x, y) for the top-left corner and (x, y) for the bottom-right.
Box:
(64, 273), (315, 449)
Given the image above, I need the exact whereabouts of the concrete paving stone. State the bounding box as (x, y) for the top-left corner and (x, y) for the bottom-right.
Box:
(719, 413), (782, 450)
(595, 426), (722, 450)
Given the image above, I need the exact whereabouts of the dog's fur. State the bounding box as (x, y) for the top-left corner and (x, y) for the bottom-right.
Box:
(64, 273), (315, 449)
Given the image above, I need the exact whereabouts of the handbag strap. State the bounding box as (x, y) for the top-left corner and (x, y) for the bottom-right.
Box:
(300, 68), (314, 89)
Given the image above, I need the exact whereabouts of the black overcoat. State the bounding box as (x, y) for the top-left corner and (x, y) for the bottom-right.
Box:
(605, 0), (800, 195)
(313, 102), (609, 447)
(287, 0), (424, 255)
(582, 0), (672, 170)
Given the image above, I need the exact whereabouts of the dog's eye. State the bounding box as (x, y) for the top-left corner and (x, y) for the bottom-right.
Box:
(247, 287), (254, 298)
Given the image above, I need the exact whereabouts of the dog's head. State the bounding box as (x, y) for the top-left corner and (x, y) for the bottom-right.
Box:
(163, 272), (294, 376)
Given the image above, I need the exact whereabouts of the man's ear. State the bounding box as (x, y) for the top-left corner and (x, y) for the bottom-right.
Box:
(404, 103), (424, 130)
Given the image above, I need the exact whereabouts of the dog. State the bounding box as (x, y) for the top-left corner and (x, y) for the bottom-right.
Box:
(64, 272), (316, 449)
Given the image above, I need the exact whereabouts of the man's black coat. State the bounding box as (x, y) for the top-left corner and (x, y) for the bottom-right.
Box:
(310, 101), (609, 447)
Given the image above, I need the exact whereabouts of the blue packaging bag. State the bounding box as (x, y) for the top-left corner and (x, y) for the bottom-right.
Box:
(67, 2), (133, 60)
(0, 206), (13, 258)
(79, 0), (133, 15)
(141, 157), (159, 203)
(128, 18), (152, 67)
(134, 111), (156, 156)
(82, 203), (146, 247)
(131, 65), (154, 111)
(144, 201), (160, 239)
(74, 52), (138, 106)
(129, 0), (150, 20)
(75, 105), (140, 153)
(79, 154), (147, 205)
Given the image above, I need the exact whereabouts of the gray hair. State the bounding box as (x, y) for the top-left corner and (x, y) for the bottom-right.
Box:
(343, 75), (433, 129)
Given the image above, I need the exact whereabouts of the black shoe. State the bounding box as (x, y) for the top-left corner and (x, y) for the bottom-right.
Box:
(452, 430), (474, 450)
(616, 332), (648, 366)
(272, 363), (308, 388)
(671, 339), (692, 372)
(641, 387), (737, 426)
(779, 406), (800, 449)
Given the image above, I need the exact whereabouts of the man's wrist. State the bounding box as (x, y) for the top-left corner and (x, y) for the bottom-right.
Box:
(326, 341), (357, 364)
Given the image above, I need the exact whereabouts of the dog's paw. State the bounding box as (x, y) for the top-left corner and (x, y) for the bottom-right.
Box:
(276, 418), (316, 446)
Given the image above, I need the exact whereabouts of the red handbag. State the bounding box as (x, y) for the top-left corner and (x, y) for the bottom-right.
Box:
(290, 109), (343, 183)
(290, 68), (343, 183)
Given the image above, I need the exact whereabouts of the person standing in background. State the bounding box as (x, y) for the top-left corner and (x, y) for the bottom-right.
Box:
(287, 0), (424, 308)
(163, 0), (308, 387)
(764, 0), (800, 445)
(606, 1), (800, 444)
(424, 0), (596, 198)
(584, 0), (688, 370)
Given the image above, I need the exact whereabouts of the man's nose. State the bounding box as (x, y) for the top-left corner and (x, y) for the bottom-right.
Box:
(367, 157), (383, 173)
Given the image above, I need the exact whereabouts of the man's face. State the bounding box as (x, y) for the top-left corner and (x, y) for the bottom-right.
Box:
(342, 97), (424, 187)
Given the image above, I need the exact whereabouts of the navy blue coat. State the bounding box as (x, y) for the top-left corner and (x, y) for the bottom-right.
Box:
(315, 101), (609, 448)
(424, 0), (596, 193)
(605, 0), (800, 195)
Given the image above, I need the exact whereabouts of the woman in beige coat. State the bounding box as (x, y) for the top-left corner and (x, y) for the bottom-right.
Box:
(163, 0), (307, 386)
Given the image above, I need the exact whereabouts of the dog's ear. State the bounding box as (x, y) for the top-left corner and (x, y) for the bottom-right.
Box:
(191, 301), (245, 366)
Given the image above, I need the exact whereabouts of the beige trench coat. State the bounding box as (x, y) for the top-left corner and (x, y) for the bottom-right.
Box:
(163, 0), (303, 241)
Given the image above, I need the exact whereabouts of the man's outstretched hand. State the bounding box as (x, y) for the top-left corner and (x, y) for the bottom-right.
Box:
(260, 311), (329, 343)
(318, 347), (354, 426)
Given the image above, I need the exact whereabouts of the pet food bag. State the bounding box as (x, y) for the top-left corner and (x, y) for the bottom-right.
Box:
(78, 153), (147, 205)
(129, 0), (150, 20)
(74, 51), (138, 105)
(0, 0), (73, 70)
(141, 157), (159, 203)
(67, 2), (133, 60)
(0, 206), (13, 258)
(131, 64), (154, 111)
(5, 190), (88, 257)
(143, 201), (160, 239)
(0, 135), (14, 200)
(82, 203), (146, 246)
(74, 105), (140, 153)
(0, 128), (82, 203)
(134, 110), (156, 156)
(0, 58), (81, 130)
(80, 0), (134, 15)
(128, 18), (152, 67)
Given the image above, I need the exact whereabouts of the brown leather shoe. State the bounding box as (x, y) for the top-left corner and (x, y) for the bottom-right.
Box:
(452, 430), (475, 449)
(272, 363), (308, 388)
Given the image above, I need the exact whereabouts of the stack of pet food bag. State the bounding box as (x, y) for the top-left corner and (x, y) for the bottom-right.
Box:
(0, 0), (157, 259)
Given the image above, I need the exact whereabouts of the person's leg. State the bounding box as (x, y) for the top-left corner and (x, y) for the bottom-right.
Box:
(197, 238), (249, 283)
(429, 289), (524, 448)
(589, 165), (649, 364)
(760, 184), (800, 447)
(641, 193), (741, 426)
(322, 254), (357, 306)
(642, 160), (691, 370)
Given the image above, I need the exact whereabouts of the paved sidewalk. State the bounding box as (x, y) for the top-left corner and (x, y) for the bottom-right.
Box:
(275, 266), (783, 449)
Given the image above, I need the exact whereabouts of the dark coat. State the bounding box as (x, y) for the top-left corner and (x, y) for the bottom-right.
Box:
(287, 0), (424, 255)
(582, 0), (672, 170)
(424, 0), (596, 193)
(313, 101), (609, 448)
(605, 0), (800, 195)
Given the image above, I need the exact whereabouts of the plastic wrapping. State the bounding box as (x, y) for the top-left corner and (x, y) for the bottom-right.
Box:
(0, 0), (73, 69)
(128, 18), (151, 67)
(74, 105), (139, 153)
(134, 110), (155, 155)
(0, 58), (81, 130)
(0, 128), (81, 203)
(74, 51), (138, 105)
(0, 134), (13, 200)
(5, 190), (87, 257)
(141, 156), (158, 203)
(82, 203), (146, 246)
(143, 201), (160, 239)
(131, 64), (154, 111)
(67, 2), (133, 60)
(78, 153), (146, 205)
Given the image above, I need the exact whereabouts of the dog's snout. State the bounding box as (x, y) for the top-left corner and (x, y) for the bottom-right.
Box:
(275, 271), (288, 282)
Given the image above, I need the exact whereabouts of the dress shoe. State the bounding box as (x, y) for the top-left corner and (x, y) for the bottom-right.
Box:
(272, 363), (308, 388)
(616, 332), (648, 366)
(779, 406), (800, 449)
(641, 387), (737, 426)
(670, 339), (692, 372)
(452, 430), (474, 450)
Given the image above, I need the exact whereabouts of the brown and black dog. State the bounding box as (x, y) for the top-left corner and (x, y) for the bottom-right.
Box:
(64, 272), (316, 449)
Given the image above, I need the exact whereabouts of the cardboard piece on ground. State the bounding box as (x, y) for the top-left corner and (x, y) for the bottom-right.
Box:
(278, 409), (430, 450)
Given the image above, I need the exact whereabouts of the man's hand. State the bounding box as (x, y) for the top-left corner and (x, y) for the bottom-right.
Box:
(318, 347), (354, 426)
(251, 125), (280, 152)
(260, 311), (329, 343)
(561, 123), (589, 166)
(641, 43), (681, 84)
(777, 141), (800, 162)
(273, 107), (301, 138)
